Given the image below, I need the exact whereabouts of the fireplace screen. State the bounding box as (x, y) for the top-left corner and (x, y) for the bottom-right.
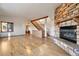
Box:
(60, 25), (77, 43)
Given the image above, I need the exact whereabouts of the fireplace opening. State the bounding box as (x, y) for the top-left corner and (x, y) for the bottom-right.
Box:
(60, 25), (77, 43)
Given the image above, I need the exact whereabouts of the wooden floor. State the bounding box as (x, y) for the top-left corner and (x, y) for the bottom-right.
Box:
(0, 34), (69, 56)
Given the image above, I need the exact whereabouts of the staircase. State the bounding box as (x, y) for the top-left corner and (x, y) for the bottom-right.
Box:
(31, 16), (49, 37)
(31, 20), (44, 31)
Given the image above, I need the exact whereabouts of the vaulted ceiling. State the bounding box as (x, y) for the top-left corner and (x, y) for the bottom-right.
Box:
(0, 3), (60, 19)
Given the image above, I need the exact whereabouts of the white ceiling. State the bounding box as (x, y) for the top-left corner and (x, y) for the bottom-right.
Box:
(0, 3), (60, 19)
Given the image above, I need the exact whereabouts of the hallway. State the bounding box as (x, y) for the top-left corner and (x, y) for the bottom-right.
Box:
(0, 35), (69, 56)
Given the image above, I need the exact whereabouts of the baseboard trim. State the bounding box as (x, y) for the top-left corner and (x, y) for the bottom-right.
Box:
(0, 34), (25, 38)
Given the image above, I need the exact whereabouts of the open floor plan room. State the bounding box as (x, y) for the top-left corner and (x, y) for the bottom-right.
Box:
(0, 3), (79, 56)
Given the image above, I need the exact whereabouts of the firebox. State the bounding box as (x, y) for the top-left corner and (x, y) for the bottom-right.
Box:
(60, 25), (77, 43)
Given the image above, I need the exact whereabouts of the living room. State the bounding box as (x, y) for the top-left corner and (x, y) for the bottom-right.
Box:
(0, 1), (79, 58)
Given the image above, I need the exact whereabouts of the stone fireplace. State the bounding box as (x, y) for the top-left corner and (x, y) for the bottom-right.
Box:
(54, 3), (79, 56)
(55, 19), (79, 45)
(53, 19), (79, 56)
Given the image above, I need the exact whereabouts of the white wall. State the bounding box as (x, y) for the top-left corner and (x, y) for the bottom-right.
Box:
(48, 9), (55, 37)
(0, 16), (26, 37)
(0, 14), (55, 37)
(46, 16), (55, 37)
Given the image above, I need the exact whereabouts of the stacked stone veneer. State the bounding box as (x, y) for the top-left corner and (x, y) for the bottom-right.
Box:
(55, 19), (79, 45)
(77, 25), (79, 45)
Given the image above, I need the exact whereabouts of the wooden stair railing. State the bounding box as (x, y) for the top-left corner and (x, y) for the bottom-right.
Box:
(31, 16), (49, 37)
(31, 16), (48, 31)
(31, 21), (44, 31)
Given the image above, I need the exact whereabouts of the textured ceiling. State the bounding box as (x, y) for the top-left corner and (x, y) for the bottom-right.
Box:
(0, 3), (60, 19)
